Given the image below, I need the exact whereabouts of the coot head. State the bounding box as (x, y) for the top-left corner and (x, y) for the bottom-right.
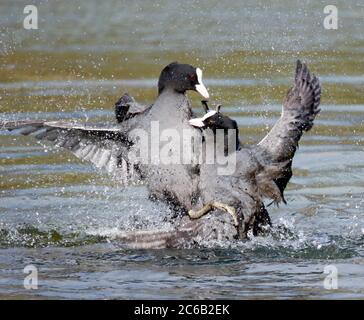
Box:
(158, 62), (209, 99)
(189, 104), (238, 131)
(189, 104), (241, 151)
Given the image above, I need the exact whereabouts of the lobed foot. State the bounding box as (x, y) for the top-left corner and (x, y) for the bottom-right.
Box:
(188, 201), (239, 227)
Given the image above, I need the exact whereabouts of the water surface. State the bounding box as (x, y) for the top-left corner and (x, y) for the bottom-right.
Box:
(0, 0), (363, 299)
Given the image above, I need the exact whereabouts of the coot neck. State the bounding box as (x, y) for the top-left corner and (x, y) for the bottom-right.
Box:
(157, 87), (192, 115)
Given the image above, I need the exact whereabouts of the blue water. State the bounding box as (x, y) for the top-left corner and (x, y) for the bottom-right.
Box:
(0, 0), (363, 299)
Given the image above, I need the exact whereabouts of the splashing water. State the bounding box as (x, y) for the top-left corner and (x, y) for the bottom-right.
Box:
(0, 0), (364, 299)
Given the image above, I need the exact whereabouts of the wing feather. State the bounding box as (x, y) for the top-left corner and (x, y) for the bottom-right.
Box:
(255, 60), (321, 204)
(1, 120), (139, 183)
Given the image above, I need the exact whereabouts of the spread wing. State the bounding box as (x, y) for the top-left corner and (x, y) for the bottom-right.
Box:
(254, 60), (321, 204)
(1, 120), (140, 183)
(115, 93), (151, 123)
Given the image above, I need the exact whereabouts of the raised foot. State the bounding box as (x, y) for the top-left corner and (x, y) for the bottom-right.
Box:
(188, 201), (239, 227)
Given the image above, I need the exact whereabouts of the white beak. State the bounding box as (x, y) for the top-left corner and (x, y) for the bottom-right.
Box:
(189, 110), (217, 127)
(195, 68), (209, 99)
(189, 118), (205, 127)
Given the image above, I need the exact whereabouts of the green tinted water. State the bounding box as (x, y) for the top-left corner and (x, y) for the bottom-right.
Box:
(0, 0), (363, 299)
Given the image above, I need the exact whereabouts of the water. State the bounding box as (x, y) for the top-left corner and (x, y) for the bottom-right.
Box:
(0, 0), (363, 299)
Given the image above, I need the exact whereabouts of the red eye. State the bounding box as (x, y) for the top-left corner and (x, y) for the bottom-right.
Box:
(188, 74), (197, 82)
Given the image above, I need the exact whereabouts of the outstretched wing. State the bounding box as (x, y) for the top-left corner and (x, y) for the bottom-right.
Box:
(254, 60), (321, 204)
(115, 93), (151, 123)
(1, 120), (138, 183)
